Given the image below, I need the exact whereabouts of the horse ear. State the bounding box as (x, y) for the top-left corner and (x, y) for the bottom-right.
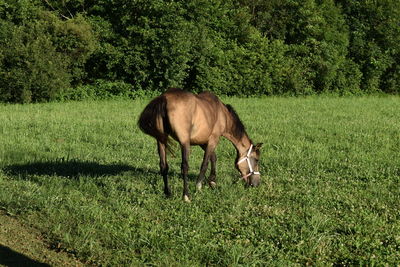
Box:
(254, 143), (263, 150)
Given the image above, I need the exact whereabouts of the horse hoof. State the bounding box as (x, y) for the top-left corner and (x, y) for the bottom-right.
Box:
(209, 181), (217, 189)
(196, 183), (202, 191)
(183, 195), (191, 203)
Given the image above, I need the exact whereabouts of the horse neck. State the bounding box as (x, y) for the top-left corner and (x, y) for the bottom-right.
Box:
(222, 118), (252, 157)
(231, 134), (252, 157)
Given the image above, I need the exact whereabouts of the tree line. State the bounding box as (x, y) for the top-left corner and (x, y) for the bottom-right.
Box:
(1, 0), (399, 103)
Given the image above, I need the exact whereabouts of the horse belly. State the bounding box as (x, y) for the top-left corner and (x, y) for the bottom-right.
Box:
(189, 124), (212, 145)
(188, 98), (223, 145)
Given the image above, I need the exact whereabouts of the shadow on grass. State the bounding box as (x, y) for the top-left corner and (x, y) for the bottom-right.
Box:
(3, 160), (137, 179)
(3, 160), (196, 181)
(0, 244), (50, 267)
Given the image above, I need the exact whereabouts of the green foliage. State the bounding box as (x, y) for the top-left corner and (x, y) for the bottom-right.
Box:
(337, 0), (400, 93)
(240, 0), (359, 94)
(0, 0), (96, 103)
(61, 80), (129, 101)
(0, 2), (68, 103)
(69, 0), (400, 97)
(0, 0), (399, 102)
(46, 13), (97, 85)
(61, 79), (160, 101)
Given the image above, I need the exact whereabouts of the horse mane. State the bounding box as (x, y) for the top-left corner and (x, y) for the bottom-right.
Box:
(225, 104), (246, 140)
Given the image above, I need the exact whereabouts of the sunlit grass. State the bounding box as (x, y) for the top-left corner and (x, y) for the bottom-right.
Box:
(1, 96), (399, 265)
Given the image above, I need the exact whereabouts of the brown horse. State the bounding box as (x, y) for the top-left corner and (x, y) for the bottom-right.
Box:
(138, 88), (262, 201)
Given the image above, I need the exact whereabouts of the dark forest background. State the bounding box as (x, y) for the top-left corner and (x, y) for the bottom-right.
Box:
(1, 0), (399, 103)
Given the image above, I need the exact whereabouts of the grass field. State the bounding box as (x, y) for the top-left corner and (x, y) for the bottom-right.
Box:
(0, 96), (399, 265)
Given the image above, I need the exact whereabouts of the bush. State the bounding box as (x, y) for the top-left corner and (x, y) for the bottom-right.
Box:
(61, 80), (161, 101)
(0, 19), (70, 103)
(0, 0), (96, 103)
(1, 0), (399, 102)
(337, 0), (400, 93)
(61, 80), (132, 101)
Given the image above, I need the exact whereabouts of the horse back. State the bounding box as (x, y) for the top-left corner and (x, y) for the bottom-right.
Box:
(141, 88), (227, 145)
(197, 91), (221, 104)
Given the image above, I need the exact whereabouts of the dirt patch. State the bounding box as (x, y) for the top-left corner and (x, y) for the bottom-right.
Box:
(0, 211), (85, 267)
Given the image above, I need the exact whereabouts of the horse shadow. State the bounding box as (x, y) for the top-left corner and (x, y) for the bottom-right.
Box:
(3, 159), (197, 183)
(4, 160), (137, 179)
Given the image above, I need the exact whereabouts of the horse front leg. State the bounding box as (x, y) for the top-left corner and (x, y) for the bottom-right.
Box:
(158, 141), (171, 197)
(181, 143), (190, 202)
(208, 152), (217, 188)
(196, 143), (217, 191)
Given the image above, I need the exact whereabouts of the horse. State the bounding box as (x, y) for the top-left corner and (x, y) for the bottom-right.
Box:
(138, 88), (262, 202)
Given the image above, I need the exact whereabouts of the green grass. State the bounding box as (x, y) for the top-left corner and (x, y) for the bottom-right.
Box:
(0, 96), (399, 265)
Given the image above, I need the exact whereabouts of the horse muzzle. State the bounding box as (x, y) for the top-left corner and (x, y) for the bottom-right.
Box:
(249, 173), (260, 187)
(242, 172), (260, 187)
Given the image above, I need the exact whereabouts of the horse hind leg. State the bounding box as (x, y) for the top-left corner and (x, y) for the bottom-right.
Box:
(158, 141), (171, 197)
(167, 109), (192, 202)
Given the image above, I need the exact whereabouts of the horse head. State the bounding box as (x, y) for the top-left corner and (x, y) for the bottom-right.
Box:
(236, 143), (262, 186)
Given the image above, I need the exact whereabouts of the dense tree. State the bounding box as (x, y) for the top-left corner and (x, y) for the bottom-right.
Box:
(0, 0), (399, 102)
(336, 0), (400, 93)
(0, 0), (96, 102)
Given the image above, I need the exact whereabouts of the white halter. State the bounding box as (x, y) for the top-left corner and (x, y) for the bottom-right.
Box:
(237, 144), (260, 179)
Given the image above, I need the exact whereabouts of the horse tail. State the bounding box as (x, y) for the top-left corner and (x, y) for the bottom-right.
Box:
(138, 95), (174, 153)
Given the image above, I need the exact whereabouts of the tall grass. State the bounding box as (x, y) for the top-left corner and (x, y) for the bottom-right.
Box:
(0, 96), (399, 265)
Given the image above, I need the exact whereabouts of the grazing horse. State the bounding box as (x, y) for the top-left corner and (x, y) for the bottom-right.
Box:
(138, 88), (262, 201)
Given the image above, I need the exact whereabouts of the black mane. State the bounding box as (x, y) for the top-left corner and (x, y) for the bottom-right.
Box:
(225, 104), (246, 140)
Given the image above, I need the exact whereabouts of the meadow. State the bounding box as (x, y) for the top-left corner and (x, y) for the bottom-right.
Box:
(0, 96), (399, 265)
